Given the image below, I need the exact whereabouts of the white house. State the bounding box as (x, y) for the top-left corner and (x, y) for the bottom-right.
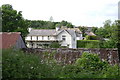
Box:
(25, 27), (83, 48)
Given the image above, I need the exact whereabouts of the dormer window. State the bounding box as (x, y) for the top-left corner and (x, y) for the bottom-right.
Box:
(62, 35), (66, 41)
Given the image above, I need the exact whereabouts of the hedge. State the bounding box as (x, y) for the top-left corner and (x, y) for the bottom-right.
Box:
(85, 35), (99, 40)
(77, 40), (100, 48)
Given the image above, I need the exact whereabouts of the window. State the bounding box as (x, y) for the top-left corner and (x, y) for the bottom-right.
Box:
(37, 36), (38, 40)
(67, 44), (69, 47)
(42, 36), (44, 40)
(62, 35), (66, 41)
(48, 36), (50, 40)
(31, 36), (32, 40)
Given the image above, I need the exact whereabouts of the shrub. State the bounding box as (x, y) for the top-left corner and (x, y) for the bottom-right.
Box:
(77, 40), (100, 48)
(75, 52), (108, 71)
(49, 42), (61, 48)
(85, 35), (99, 40)
(2, 49), (120, 78)
(2, 49), (59, 78)
(99, 40), (117, 48)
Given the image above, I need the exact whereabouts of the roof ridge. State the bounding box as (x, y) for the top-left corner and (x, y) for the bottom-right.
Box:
(1, 32), (21, 34)
(32, 29), (55, 30)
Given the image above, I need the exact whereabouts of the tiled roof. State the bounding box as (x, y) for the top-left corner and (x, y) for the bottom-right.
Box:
(0, 32), (21, 49)
(66, 30), (76, 37)
(28, 29), (56, 36)
(86, 32), (96, 36)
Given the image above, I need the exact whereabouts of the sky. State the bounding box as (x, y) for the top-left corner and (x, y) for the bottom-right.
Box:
(0, 0), (119, 27)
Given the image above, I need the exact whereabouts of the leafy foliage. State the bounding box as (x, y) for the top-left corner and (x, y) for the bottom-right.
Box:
(75, 52), (108, 71)
(0, 7), (2, 32)
(49, 42), (61, 48)
(27, 20), (74, 29)
(77, 40), (100, 48)
(78, 26), (88, 37)
(2, 4), (30, 37)
(85, 35), (100, 40)
(2, 49), (120, 78)
(2, 49), (60, 78)
(92, 20), (118, 48)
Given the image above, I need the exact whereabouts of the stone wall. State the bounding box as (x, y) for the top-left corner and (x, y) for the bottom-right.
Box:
(22, 48), (119, 65)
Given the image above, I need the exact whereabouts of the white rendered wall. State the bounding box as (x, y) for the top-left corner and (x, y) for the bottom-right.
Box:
(25, 36), (31, 40)
(32, 36), (37, 40)
(57, 30), (72, 48)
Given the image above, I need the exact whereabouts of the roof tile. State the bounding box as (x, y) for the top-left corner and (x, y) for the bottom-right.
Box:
(0, 32), (21, 49)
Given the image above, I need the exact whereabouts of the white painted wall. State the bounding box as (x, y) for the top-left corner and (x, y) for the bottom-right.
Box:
(50, 36), (56, 40)
(76, 33), (83, 40)
(71, 36), (76, 48)
(56, 30), (72, 48)
(25, 36), (56, 41)
(32, 36), (37, 40)
(25, 36), (31, 40)
(38, 36), (42, 40)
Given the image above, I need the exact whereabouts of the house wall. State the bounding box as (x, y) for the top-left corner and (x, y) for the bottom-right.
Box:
(32, 36), (37, 40)
(25, 36), (31, 40)
(38, 36), (42, 40)
(25, 35), (57, 48)
(71, 35), (76, 48)
(26, 36), (56, 41)
(56, 30), (72, 48)
(76, 34), (83, 40)
(26, 41), (52, 48)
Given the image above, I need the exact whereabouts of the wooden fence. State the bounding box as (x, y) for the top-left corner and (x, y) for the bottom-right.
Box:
(22, 48), (119, 65)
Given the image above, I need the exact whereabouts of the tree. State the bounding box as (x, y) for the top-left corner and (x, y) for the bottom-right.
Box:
(60, 20), (73, 28)
(96, 20), (118, 48)
(0, 7), (2, 32)
(75, 52), (108, 71)
(92, 27), (98, 34)
(2, 4), (29, 37)
(103, 20), (111, 28)
(78, 26), (88, 37)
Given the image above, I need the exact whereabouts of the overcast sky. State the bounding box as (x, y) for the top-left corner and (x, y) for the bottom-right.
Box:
(0, 0), (119, 27)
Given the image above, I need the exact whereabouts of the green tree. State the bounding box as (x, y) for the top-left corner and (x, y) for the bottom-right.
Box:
(78, 26), (88, 37)
(0, 6), (2, 32)
(2, 4), (29, 37)
(60, 20), (73, 28)
(75, 52), (108, 71)
(92, 27), (98, 34)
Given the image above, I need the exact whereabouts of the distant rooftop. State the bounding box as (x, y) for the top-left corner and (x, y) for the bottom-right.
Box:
(0, 32), (21, 49)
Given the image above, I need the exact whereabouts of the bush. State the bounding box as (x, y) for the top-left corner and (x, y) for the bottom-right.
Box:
(75, 52), (108, 71)
(77, 40), (100, 48)
(85, 35), (99, 40)
(49, 42), (61, 48)
(99, 40), (117, 48)
(58, 52), (120, 78)
(2, 49), (60, 78)
(2, 49), (120, 78)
